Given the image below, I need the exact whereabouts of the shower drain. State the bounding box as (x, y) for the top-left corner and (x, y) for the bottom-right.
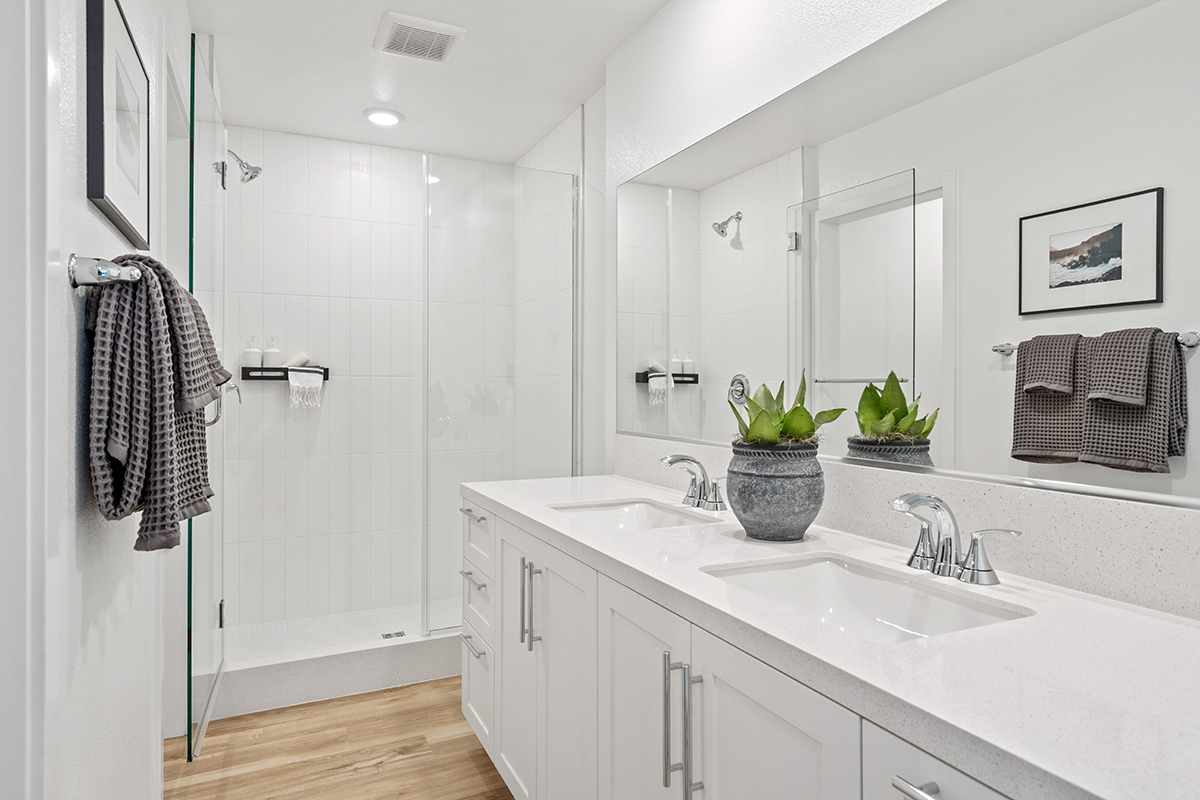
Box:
(381, 630), (407, 640)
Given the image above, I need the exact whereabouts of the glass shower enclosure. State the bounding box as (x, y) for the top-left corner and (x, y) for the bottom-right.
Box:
(424, 155), (577, 633)
(187, 33), (227, 760)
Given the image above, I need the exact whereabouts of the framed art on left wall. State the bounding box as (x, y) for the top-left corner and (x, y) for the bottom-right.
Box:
(87, 0), (151, 250)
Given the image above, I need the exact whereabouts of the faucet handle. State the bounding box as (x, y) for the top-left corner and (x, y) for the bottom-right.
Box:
(958, 529), (1021, 586)
(901, 516), (937, 572)
(702, 477), (727, 512)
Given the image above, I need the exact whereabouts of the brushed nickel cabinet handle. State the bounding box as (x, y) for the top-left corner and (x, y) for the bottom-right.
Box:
(892, 776), (940, 800)
(460, 507), (487, 524)
(460, 569), (487, 591)
(460, 633), (484, 660)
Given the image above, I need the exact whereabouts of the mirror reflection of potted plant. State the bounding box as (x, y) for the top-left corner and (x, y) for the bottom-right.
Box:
(726, 374), (845, 541)
(848, 372), (939, 467)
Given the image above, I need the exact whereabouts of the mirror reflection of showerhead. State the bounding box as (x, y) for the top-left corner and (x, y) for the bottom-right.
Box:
(227, 149), (262, 183)
(712, 211), (742, 237)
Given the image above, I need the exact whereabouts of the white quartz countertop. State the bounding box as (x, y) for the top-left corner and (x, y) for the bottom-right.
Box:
(461, 475), (1200, 800)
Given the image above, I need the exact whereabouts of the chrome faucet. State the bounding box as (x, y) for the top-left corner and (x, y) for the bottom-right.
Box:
(890, 493), (962, 577)
(890, 493), (1021, 585)
(661, 455), (726, 512)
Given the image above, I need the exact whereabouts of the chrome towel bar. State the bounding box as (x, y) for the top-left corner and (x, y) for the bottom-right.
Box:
(68, 254), (142, 287)
(994, 331), (1200, 357)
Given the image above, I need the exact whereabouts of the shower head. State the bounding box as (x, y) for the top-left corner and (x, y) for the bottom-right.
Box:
(227, 150), (262, 183)
(712, 211), (742, 237)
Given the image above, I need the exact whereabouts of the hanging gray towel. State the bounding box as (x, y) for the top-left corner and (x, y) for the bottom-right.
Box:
(1021, 334), (1083, 394)
(1087, 327), (1157, 406)
(86, 256), (228, 551)
(1079, 330), (1188, 473)
(1011, 335), (1091, 463)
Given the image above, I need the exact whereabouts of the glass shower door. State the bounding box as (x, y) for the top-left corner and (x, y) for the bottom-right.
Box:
(187, 33), (226, 759)
(792, 169), (916, 459)
(424, 155), (577, 633)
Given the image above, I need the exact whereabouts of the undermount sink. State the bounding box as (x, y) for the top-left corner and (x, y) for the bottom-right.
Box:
(551, 499), (722, 531)
(705, 556), (1032, 644)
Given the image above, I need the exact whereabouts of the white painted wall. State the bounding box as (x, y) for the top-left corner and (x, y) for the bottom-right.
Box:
(815, 0), (1200, 497)
(220, 126), (427, 630)
(41, 0), (194, 795)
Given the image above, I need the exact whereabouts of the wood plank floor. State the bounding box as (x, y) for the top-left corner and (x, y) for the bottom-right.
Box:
(164, 677), (513, 800)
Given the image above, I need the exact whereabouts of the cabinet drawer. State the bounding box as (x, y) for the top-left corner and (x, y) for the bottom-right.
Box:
(461, 619), (496, 755)
(461, 556), (494, 645)
(863, 721), (1007, 800)
(460, 501), (495, 580)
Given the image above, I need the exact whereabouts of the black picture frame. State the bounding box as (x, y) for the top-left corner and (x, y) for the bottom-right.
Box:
(1018, 187), (1163, 315)
(87, 0), (151, 250)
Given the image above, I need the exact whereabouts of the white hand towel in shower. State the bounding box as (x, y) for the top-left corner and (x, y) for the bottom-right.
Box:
(288, 366), (325, 409)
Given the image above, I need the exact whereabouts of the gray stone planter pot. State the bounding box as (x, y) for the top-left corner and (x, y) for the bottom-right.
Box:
(846, 436), (934, 467)
(726, 442), (824, 542)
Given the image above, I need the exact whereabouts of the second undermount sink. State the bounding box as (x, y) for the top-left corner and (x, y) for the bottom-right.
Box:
(551, 499), (722, 531)
(705, 556), (1032, 644)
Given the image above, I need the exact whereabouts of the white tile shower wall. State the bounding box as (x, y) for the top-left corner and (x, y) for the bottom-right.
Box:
(221, 126), (426, 628)
(616, 182), (670, 436)
(513, 167), (575, 480)
(696, 152), (804, 442)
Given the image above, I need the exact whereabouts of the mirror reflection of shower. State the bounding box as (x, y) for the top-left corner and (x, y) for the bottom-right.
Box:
(712, 211), (742, 237)
(226, 149), (262, 182)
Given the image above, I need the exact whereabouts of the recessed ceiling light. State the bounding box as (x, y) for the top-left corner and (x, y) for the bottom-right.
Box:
(363, 108), (404, 126)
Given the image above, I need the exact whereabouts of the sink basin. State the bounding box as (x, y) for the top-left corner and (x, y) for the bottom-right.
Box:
(706, 556), (1032, 644)
(552, 499), (721, 531)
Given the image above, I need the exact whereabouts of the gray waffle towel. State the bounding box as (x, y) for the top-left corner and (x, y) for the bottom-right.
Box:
(86, 255), (229, 551)
(1012, 329), (1188, 473)
(1011, 336), (1091, 463)
(1021, 334), (1083, 394)
(1087, 327), (1156, 406)
(1080, 330), (1187, 472)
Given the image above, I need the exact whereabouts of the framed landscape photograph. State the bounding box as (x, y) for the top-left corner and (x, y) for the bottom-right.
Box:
(87, 0), (151, 249)
(1019, 187), (1162, 315)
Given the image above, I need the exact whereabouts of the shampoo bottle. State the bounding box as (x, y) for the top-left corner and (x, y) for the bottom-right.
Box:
(682, 350), (695, 374)
(262, 335), (283, 368)
(243, 335), (262, 368)
(668, 349), (682, 377)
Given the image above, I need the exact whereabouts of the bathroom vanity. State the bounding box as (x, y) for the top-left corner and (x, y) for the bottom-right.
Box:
(458, 475), (1200, 800)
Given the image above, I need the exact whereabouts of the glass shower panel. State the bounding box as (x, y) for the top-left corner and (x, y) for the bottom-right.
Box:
(792, 170), (915, 458)
(424, 155), (576, 633)
(187, 34), (226, 759)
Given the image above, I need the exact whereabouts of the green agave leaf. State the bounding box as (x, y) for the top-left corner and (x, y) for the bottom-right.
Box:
(895, 403), (918, 433)
(775, 381), (787, 414)
(880, 372), (907, 418)
(794, 369), (807, 410)
(857, 384), (883, 434)
(752, 384), (780, 422)
(747, 410), (780, 444)
(729, 401), (749, 439)
(780, 405), (815, 439)
(813, 407), (846, 430)
(870, 410), (897, 436)
(911, 416), (927, 435)
(922, 408), (940, 438)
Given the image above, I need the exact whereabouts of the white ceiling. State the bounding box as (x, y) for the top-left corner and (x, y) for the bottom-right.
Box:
(187, 0), (670, 163)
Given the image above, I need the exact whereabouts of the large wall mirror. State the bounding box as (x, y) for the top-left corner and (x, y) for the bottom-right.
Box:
(616, 0), (1199, 506)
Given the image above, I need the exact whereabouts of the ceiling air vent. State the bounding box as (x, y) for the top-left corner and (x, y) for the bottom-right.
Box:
(372, 12), (466, 63)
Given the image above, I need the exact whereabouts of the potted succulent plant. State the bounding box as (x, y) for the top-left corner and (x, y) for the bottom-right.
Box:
(725, 374), (845, 541)
(849, 372), (939, 466)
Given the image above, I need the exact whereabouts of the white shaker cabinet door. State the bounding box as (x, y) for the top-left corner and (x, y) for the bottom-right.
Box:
(690, 627), (861, 800)
(533, 540), (598, 800)
(597, 576), (693, 800)
(494, 521), (539, 800)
